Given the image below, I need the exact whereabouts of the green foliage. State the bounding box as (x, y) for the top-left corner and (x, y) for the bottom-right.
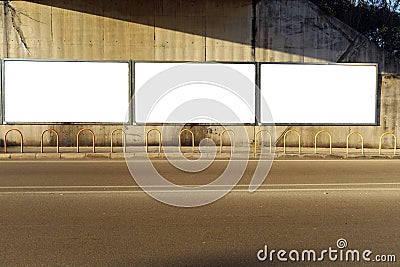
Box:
(311, 0), (400, 58)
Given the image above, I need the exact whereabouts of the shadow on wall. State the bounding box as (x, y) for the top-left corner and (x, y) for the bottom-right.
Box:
(25, 0), (400, 68)
(28, 0), (254, 51)
(3, 0), (400, 148)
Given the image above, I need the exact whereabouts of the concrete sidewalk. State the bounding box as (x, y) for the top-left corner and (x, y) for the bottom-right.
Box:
(0, 145), (398, 160)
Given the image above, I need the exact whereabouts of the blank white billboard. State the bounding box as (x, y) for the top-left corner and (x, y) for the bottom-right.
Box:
(260, 64), (377, 124)
(4, 60), (130, 123)
(134, 62), (256, 124)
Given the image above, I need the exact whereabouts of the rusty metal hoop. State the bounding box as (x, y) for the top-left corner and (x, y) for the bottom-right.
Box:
(76, 128), (96, 153)
(4, 129), (23, 153)
(41, 128), (60, 153)
(314, 130), (332, 155)
(346, 132), (364, 155)
(110, 128), (126, 153)
(219, 129), (235, 154)
(379, 132), (397, 155)
(283, 129), (301, 155)
(179, 129), (195, 153)
(254, 130), (272, 155)
(146, 128), (162, 153)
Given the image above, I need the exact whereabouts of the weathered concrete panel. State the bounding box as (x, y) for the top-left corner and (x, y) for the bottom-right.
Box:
(154, 15), (205, 61)
(206, 16), (253, 61)
(0, 0), (400, 149)
(255, 0), (400, 74)
(0, 125), (256, 149)
(4, 0), (257, 61)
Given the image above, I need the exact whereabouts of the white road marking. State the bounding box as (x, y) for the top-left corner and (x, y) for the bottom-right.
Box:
(0, 188), (400, 194)
(0, 182), (400, 189)
(0, 160), (398, 193)
(0, 182), (399, 195)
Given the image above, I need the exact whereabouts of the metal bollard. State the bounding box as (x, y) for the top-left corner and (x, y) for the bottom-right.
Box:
(110, 128), (126, 153)
(254, 130), (272, 155)
(77, 128), (96, 153)
(41, 129), (60, 153)
(4, 129), (23, 153)
(314, 130), (332, 155)
(146, 128), (162, 153)
(346, 132), (364, 155)
(179, 129), (195, 153)
(283, 129), (301, 155)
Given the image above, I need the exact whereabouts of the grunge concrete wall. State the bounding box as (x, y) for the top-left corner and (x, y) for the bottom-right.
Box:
(0, 0), (399, 148)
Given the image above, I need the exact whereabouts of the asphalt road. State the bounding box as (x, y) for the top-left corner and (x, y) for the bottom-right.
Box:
(0, 160), (399, 266)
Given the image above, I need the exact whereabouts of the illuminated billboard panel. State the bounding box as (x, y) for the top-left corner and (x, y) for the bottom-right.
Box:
(134, 62), (256, 124)
(260, 64), (377, 124)
(4, 60), (130, 123)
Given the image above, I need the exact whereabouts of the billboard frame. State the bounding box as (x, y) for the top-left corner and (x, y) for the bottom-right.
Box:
(258, 62), (379, 126)
(0, 59), (379, 126)
(132, 60), (258, 126)
(1, 58), (132, 125)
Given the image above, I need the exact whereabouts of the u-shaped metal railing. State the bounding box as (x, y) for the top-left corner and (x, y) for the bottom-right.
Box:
(254, 130), (272, 155)
(146, 128), (162, 153)
(110, 128), (126, 153)
(41, 128), (60, 153)
(4, 129), (23, 153)
(76, 128), (96, 153)
(179, 129), (195, 153)
(219, 129), (235, 154)
(314, 130), (332, 154)
(379, 132), (397, 155)
(346, 132), (364, 155)
(4, 128), (400, 157)
(283, 129), (301, 155)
